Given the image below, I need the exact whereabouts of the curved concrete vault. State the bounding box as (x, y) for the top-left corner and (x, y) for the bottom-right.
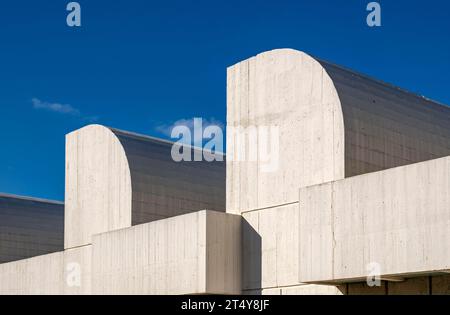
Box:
(227, 49), (450, 214)
(229, 49), (450, 294)
(65, 124), (226, 248)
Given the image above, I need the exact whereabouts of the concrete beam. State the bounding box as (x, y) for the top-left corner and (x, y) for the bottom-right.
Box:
(0, 211), (240, 295)
(299, 155), (450, 283)
(92, 210), (241, 295)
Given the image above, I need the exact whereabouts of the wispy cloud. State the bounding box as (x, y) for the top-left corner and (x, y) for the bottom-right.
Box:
(32, 98), (80, 115)
(31, 98), (98, 122)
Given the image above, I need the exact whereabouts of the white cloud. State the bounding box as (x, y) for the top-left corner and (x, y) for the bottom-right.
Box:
(32, 98), (80, 116)
(31, 98), (98, 122)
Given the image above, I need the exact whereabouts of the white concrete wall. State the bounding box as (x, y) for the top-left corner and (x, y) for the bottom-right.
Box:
(299, 155), (450, 283)
(92, 210), (241, 295)
(205, 210), (242, 294)
(241, 204), (344, 294)
(228, 49), (450, 294)
(227, 49), (345, 214)
(242, 204), (299, 291)
(63, 245), (92, 295)
(65, 125), (132, 249)
(65, 125), (226, 249)
(0, 246), (92, 295)
(0, 211), (240, 295)
(0, 252), (63, 295)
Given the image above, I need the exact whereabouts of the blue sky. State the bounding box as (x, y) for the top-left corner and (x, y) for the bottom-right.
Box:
(0, 0), (449, 201)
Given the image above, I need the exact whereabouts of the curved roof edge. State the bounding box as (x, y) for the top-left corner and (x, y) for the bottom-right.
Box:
(317, 58), (450, 110)
(0, 192), (64, 205)
(111, 126), (226, 157)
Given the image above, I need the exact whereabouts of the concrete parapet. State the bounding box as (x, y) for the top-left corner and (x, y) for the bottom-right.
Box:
(92, 210), (241, 295)
(0, 211), (240, 295)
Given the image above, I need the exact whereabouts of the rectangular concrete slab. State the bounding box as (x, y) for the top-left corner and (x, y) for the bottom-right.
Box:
(92, 210), (241, 295)
(299, 156), (450, 283)
(242, 203), (300, 291)
(63, 246), (92, 295)
(0, 252), (64, 295)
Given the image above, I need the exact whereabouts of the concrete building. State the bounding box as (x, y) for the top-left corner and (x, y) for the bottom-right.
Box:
(1, 49), (450, 294)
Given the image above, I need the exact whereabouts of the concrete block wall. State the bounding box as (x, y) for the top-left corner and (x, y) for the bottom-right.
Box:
(241, 203), (345, 294)
(0, 211), (241, 295)
(0, 194), (64, 264)
(92, 210), (241, 295)
(299, 155), (450, 283)
(65, 125), (132, 249)
(0, 252), (64, 294)
(0, 246), (92, 295)
(63, 245), (92, 295)
(242, 204), (299, 291)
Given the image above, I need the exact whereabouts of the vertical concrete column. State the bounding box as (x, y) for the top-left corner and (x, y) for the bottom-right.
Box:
(65, 125), (132, 249)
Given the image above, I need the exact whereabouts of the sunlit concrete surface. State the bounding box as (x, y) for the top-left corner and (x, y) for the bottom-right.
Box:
(1, 48), (450, 295)
(65, 125), (225, 248)
(299, 155), (450, 283)
(229, 49), (450, 295)
(92, 211), (241, 295)
(0, 211), (240, 295)
(227, 49), (450, 215)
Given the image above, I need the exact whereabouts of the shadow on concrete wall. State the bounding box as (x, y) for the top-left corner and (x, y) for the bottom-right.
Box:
(242, 218), (262, 294)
